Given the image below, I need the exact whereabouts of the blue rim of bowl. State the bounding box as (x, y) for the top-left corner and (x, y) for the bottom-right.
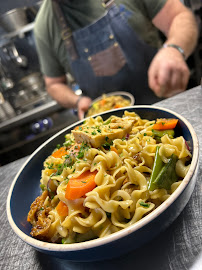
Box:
(6, 105), (199, 252)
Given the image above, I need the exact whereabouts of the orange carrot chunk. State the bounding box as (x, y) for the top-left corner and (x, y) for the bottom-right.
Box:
(65, 171), (97, 200)
(52, 147), (68, 158)
(110, 146), (118, 155)
(100, 99), (106, 106)
(114, 104), (122, 109)
(153, 118), (178, 130)
(56, 201), (69, 217)
(74, 125), (81, 130)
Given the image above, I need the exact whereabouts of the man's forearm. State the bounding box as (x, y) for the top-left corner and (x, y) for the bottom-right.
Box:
(165, 10), (198, 59)
(47, 83), (79, 108)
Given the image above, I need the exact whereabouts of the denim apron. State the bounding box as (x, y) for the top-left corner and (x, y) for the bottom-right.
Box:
(54, 0), (163, 104)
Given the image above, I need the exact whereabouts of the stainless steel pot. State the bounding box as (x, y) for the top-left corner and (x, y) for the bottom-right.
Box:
(0, 7), (28, 33)
(18, 72), (44, 89)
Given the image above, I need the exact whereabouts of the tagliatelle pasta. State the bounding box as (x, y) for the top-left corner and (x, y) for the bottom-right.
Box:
(27, 111), (192, 244)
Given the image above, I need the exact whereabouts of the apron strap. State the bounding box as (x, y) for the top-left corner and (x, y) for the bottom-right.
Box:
(52, 0), (78, 60)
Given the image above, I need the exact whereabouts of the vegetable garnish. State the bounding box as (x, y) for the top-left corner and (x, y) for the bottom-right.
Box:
(152, 129), (175, 141)
(153, 118), (178, 130)
(65, 170), (97, 200)
(148, 146), (164, 191)
(52, 147), (68, 158)
(149, 146), (178, 191)
(100, 99), (106, 106)
(110, 146), (118, 155)
(56, 201), (69, 217)
(150, 154), (178, 191)
(114, 104), (122, 108)
(139, 201), (150, 208)
(76, 142), (90, 159)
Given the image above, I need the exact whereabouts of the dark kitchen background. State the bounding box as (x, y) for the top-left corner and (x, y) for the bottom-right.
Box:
(0, 0), (201, 166)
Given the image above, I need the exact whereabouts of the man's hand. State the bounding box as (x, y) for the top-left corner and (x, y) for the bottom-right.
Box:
(150, 0), (198, 98)
(77, 96), (92, 119)
(148, 47), (190, 98)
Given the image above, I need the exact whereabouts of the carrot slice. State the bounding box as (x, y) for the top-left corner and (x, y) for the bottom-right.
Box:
(153, 118), (178, 130)
(110, 146), (118, 155)
(114, 104), (122, 109)
(65, 171), (97, 200)
(56, 201), (69, 217)
(52, 147), (68, 158)
(100, 99), (106, 106)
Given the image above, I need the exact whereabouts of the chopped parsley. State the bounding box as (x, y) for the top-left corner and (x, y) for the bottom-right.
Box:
(139, 201), (150, 208)
(63, 138), (73, 147)
(102, 142), (111, 150)
(54, 163), (63, 175)
(46, 162), (54, 169)
(77, 142), (90, 159)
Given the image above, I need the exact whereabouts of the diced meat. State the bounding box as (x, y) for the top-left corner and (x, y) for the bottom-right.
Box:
(30, 212), (51, 240)
(27, 190), (53, 240)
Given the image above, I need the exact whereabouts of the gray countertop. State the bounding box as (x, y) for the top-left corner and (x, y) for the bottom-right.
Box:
(0, 86), (202, 270)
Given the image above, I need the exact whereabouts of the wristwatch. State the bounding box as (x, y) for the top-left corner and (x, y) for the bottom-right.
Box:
(162, 43), (186, 60)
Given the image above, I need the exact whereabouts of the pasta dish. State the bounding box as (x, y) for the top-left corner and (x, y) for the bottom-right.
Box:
(86, 94), (131, 117)
(27, 111), (191, 244)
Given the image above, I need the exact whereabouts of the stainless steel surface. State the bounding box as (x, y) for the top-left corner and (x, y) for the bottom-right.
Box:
(0, 85), (201, 270)
(18, 72), (44, 89)
(0, 99), (60, 132)
(0, 7), (28, 33)
(6, 43), (28, 68)
(0, 57), (14, 90)
(0, 22), (34, 41)
(0, 92), (15, 121)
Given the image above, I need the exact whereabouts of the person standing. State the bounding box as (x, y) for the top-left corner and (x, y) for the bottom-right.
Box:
(34, 0), (199, 118)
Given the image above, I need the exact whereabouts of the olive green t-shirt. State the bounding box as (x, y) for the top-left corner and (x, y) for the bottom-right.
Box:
(34, 0), (167, 77)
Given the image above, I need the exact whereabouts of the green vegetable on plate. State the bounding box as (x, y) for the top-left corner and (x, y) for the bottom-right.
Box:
(149, 146), (178, 191)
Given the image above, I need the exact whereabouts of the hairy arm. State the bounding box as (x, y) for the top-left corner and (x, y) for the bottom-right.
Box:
(44, 76), (92, 119)
(148, 0), (199, 97)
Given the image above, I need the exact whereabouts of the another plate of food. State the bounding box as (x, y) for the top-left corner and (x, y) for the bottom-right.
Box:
(7, 106), (199, 261)
(86, 91), (135, 117)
